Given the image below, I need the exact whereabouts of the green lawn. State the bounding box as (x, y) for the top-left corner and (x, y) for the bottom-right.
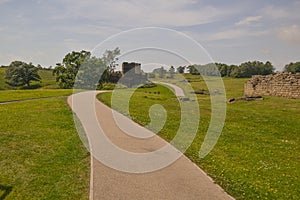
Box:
(0, 91), (90, 199)
(0, 89), (73, 102)
(97, 76), (300, 200)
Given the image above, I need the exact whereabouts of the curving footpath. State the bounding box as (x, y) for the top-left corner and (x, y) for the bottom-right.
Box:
(68, 83), (234, 200)
(153, 81), (185, 97)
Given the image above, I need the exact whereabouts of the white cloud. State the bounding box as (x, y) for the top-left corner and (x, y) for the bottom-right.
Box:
(262, 3), (300, 20)
(205, 29), (268, 41)
(59, 0), (232, 27)
(235, 16), (262, 26)
(277, 24), (300, 44)
(1, 0), (299, 69)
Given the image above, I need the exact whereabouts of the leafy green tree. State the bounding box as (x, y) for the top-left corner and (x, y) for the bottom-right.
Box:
(5, 61), (41, 86)
(37, 64), (43, 70)
(101, 48), (121, 84)
(187, 65), (200, 75)
(53, 50), (91, 88)
(284, 62), (300, 73)
(239, 61), (274, 77)
(177, 66), (185, 74)
(199, 63), (219, 76)
(261, 61), (275, 75)
(215, 63), (238, 77)
(229, 65), (240, 78)
(75, 57), (107, 89)
(53, 48), (121, 89)
(102, 47), (121, 74)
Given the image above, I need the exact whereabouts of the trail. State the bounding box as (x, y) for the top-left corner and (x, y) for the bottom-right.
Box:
(68, 83), (233, 200)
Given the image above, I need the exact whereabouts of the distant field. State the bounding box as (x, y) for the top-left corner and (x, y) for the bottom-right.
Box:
(98, 75), (300, 199)
(0, 68), (57, 90)
(0, 91), (89, 199)
(35, 69), (58, 89)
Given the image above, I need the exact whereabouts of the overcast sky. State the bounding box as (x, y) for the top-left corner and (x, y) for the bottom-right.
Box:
(0, 0), (299, 71)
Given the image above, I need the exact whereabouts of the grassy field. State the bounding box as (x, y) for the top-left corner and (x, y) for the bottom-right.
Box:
(0, 90), (90, 199)
(0, 89), (73, 102)
(97, 75), (300, 200)
(36, 69), (58, 89)
(0, 68), (57, 90)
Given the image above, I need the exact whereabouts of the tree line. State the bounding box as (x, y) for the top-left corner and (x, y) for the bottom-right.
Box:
(151, 61), (300, 78)
(283, 62), (300, 74)
(2, 50), (300, 88)
(2, 48), (120, 88)
(184, 61), (275, 78)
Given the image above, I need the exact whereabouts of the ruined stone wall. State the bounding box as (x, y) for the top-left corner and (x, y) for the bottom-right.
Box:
(244, 73), (300, 99)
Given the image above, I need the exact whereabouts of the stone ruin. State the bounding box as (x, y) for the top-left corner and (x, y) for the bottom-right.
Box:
(119, 62), (148, 87)
(244, 72), (300, 99)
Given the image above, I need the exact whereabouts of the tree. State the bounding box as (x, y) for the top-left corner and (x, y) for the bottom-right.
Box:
(37, 64), (43, 70)
(101, 47), (121, 84)
(262, 61), (275, 75)
(158, 67), (166, 78)
(284, 62), (300, 74)
(169, 66), (175, 78)
(177, 66), (185, 74)
(234, 61), (274, 78)
(187, 65), (199, 75)
(102, 47), (121, 74)
(152, 67), (167, 78)
(229, 65), (240, 78)
(216, 63), (231, 77)
(53, 48), (121, 89)
(199, 63), (219, 76)
(53, 50), (91, 88)
(5, 61), (41, 86)
(75, 57), (107, 89)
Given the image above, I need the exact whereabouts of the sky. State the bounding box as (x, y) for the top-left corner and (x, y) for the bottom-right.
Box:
(0, 0), (299, 71)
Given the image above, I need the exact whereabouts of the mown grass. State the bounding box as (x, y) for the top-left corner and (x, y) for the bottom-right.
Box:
(0, 89), (73, 102)
(97, 75), (300, 200)
(0, 93), (90, 199)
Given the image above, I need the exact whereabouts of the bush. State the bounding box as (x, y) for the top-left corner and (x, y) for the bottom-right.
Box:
(98, 83), (127, 90)
(139, 82), (157, 88)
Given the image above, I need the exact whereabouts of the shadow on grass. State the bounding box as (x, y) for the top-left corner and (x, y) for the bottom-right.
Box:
(0, 185), (12, 200)
(21, 83), (42, 89)
(4, 82), (42, 90)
